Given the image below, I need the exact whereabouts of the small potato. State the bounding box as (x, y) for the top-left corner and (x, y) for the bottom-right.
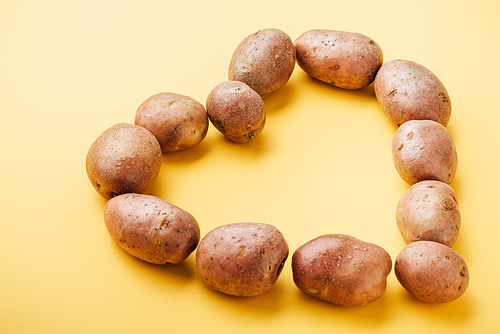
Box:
(135, 92), (209, 153)
(375, 59), (451, 127)
(392, 120), (458, 185)
(196, 222), (289, 297)
(397, 180), (461, 247)
(395, 241), (469, 303)
(294, 29), (383, 90)
(86, 123), (162, 199)
(292, 234), (392, 307)
(206, 81), (266, 143)
(103, 193), (200, 264)
(228, 28), (295, 98)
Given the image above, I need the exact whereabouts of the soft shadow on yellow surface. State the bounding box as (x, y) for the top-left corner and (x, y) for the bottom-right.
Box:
(293, 287), (395, 324)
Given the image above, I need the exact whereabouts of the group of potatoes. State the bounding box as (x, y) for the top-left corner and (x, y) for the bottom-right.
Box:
(86, 28), (469, 307)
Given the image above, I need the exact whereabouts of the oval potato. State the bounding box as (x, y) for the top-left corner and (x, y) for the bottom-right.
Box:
(228, 28), (295, 98)
(294, 29), (383, 89)
(396, 180), (461, 247)
(375, 59), (451, 127)
(206, 81), (266, 143)
(292, 234), (392, 307)
(392, 120), (458, 185)
(135, 92), (209, 153)
(86, 123), (162, 199)
(103, 193), (200, 264)
(196, 222), (289, 297)
(395, 241), (469, 303)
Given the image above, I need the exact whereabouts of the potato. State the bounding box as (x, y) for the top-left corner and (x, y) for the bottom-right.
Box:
(374, 59), (451, 127)
(135, 92), (209, 153)
(392, 120), (458, 185)
(397, 180), (461, 247)
(103, 193), (200, 264)
(395, 241), (469, 303)
(294, 29), (383, 90)
(228, 28), (295, 98)
(292, 234), (392, 307)
(196, 222), (289, 297)
(206, 81), (266, 143)
(86, 123), (162, 199)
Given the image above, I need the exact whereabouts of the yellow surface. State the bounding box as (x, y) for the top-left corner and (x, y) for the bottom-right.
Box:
(0, 0), (498, 333)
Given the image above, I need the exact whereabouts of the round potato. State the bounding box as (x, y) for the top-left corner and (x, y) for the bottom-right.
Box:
(135, 92), (209, 153)
(196, 222), (289, 297)
(228, 28), (295, 98)
(292, 234), (392, 307)
(206, 81), (266, 143)
(395, 241), (469, 303)
(374, 59), (451, 127)
(397, 180), (461, 247)
(294, 29), (383, 89)
(392, 120), (458, 185)
(103, 193), (200, 264)
(86, 123), (162, 199)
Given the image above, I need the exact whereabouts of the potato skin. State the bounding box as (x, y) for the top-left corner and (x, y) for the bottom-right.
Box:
(395, 241), (469, 303)
(392, 120), (458, 185)
(103, 193), (200, 264)
(86, 123), (162, 199)
(228, 28), (295, 98)
(397, 180), (461, 247)
(206, 81), (266, 143)
(135, 92), (208, 153)
(196, 222), (289, 297)
(294, 29), (383, 89)
(375, 59), (451, 127)
(292, 234), (392, 307)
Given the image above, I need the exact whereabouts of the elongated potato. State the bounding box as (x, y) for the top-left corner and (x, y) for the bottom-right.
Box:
(196, 222), (289, 297)
(135, 92), (208, 153)
(294, 29), (383, 89)
(375, 59), (451, 127)
(86, 123), (162, 199)
(392, 120), (458, 185)
(395, 241), (469, 303)
(103, 193), (200, 265)
(292, 234), (392, 307)
(228, 28), (295, 98)
(396, 180), (461, 247)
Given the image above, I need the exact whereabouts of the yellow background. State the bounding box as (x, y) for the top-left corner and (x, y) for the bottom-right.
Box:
(1, 0), (498, 333)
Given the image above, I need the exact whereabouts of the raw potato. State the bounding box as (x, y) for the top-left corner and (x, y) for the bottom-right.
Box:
(196, 222), (289, 297)
(228, 28), (295, 98)
(206, 81), (266, 143)
(375, 59), (451, 127)
(392, 120), (458, 185)
(395, 241), (469, 303)
(292, 234), (392, 307)
(86, 123), (162, 199)
(103, 193), (200, 264)
(294, 29), (383, 89)
(135, 92), (209, 153)
(397, 180), (461, 247)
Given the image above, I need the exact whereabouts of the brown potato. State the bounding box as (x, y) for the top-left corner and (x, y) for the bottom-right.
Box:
(374, 59), (451, 127)
(86, 123), (162, 199)
(392, 120), (458, 185)
(103, 193), (200, 264)
(395, 241), (469, 303)
(195, 222), (289, 297)
(292, 234), (392, 307)
(397, 180), (461, 247)
(228, 28), (295, 98)
(206, 81), (266, 143)
(135, 92), (209, 153)
(294, 29), (383, 89)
